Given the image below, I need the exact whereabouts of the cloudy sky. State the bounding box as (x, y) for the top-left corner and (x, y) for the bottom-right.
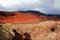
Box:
(0, 0), (60, 14)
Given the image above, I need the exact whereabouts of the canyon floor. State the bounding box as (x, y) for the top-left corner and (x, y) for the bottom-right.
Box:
(0, 21), (60, 40)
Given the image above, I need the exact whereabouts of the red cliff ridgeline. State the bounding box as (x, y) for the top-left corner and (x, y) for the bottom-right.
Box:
(0, 11), (60, 23)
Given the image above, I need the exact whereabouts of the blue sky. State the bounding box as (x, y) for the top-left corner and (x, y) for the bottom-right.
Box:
(0, 0), (60, 14)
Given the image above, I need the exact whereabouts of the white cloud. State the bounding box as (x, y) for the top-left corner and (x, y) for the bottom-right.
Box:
(0, 0), (41, 7)
(54, 0), (60, 10)
(0, 0), (42, 11)
(0, 0), (60, 14)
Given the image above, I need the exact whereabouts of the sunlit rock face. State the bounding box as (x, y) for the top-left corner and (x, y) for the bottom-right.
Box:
(0, 11), (60, 23)
(0, 21), (60, 40)
(0, 11), (47, 23)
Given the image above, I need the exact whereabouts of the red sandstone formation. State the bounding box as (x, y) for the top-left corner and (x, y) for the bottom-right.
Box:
(0, 12), (40, 23)
(0, 11), (60, 24)
(0, 11), (48, 23)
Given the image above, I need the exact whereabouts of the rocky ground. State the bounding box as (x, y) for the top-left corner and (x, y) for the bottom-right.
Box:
(15, 21), (60, 40)
(0, 21), (60, 40)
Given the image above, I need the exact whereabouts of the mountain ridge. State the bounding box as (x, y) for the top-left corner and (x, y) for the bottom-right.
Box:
(0, 11), (60, 23)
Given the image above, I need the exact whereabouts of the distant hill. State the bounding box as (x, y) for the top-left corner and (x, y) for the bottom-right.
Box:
(17, 10), (46, 16)
(18, 10), (60, 17)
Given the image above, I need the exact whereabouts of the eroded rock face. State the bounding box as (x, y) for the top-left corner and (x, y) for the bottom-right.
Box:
(15, 21), (57, 40)
(4, 21), (58, 40)
(0, 11), (60, 23)
(0, 23), (15, 40)
(0, 21), (60, 40)
(0, 11), (41, 23)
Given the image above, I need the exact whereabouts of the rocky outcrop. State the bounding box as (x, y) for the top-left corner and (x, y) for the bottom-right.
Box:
(0, 21), (60, 40)
(0, 11), (60, 23)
